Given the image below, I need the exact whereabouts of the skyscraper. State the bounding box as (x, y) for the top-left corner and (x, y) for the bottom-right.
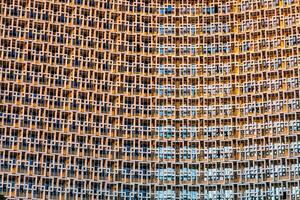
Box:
(0, 0), (300, 199)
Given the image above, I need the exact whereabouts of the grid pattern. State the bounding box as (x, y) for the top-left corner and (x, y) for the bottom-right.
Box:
(0, 0), (300, 199)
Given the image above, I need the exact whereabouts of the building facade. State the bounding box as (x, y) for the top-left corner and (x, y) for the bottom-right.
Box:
(0, 0), (300, 199)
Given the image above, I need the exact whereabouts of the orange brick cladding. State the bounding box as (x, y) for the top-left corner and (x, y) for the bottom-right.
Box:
(0, 0), (300, 199)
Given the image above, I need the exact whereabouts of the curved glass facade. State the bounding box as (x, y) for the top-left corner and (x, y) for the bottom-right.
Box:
(0, 0), (300, 199)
